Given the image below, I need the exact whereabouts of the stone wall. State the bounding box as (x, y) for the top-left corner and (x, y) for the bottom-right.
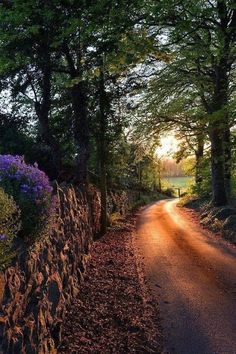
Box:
(0, 185), (101, 354)
(0, 184), (144, 353)
(107, 189), (149, 214)
(107, 190), (129, 216)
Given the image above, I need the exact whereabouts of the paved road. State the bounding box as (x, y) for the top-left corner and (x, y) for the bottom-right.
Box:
(136, 199), (236, 354)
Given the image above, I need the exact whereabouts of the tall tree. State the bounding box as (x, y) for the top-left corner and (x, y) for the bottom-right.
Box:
(148, 0), (236, 205)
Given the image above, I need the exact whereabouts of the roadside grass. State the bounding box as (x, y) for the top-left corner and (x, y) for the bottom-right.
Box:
(131, 192), (168, 210)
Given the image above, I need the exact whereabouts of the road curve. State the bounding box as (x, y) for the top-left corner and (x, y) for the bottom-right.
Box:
(135, 199), (236, 354)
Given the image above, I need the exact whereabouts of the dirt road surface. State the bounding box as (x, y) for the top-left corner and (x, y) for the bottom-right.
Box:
(135, 199), (236, 354)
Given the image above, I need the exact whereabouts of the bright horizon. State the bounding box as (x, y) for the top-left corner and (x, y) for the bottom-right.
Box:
(155, 134), (179, 158)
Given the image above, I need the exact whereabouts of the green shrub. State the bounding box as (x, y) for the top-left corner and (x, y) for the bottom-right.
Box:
(0, 188), (21, 270)
(131, 195), (151, 209)
(191, 157), (211, 199)
(231, 175), (236, 198)
(131, 192), (167, 210)
(178, 194), (198, 207)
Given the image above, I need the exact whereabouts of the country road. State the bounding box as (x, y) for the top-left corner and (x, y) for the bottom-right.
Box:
(135, 199), (236, 354)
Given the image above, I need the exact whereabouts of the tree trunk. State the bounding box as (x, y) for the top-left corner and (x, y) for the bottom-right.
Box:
(209, 125), (228, 206)
(208, 58), (229, 206)
(223, 124), (231, 199)
(195, 135), (204, 185)
(71, 83), (89, 184)
(98, 68), (108, 235)
(216, 0), (232, 201)
(63, 44), (89, 184)
(200, 1), (232, 206)
(35, 59), (61, 178)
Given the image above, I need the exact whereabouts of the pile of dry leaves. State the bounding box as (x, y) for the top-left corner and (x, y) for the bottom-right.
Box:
(59, 215), (163, 353)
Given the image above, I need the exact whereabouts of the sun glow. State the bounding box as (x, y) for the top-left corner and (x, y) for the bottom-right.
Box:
(155, 134), (179, 157)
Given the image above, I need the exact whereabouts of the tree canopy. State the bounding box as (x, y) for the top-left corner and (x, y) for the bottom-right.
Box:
(0, 0), (235, 223)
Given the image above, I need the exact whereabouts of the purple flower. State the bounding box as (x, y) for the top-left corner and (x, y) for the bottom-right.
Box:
(0, 155), (52, 199)
(0, 234), (7, 241)
(20, 184), (30, 193)
(0, 155), (54, 238)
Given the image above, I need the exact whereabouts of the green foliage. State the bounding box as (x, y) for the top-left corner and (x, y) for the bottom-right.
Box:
(177, 194), (199, 208)
(0, 0), (235, 208)
(191, 157), (211, 199)
(0, 0), (155, 186)
(230, 175), (236, 198)
(0, 115), (56, 178)
(0, 188), (21, 270)
(131, 192), (167, 210)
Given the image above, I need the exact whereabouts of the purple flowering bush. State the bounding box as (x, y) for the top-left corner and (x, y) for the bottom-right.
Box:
(0, 155), (53, 240)
(0, 187), (21, 269)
